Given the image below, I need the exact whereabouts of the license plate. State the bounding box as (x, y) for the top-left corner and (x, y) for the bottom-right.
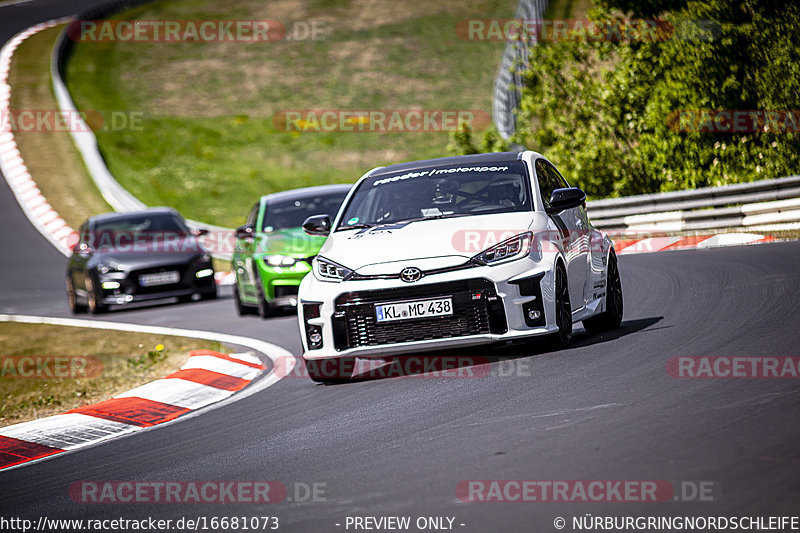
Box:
(375, 297), (453, 323)
(139, 271), (180, 287)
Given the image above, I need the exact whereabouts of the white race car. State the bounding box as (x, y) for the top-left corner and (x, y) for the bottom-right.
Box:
(298, 151), (622, 382)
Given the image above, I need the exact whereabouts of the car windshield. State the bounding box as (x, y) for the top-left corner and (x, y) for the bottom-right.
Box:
(93, 213), (189, 236)
(260, 191), (349, 231)
(337, 161), (531, 230)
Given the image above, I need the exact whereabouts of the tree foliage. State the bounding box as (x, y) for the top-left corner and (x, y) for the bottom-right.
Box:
(453, 0), (800, 197)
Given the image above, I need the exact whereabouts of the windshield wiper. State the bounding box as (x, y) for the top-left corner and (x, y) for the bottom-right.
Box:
(395, 213), (471, 224)
(337, 223), (373, 231)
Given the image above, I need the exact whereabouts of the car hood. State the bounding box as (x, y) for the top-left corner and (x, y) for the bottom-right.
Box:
(92, 250), (207, 270)
(256, 227), (326, 256)
(319, 212), (541, 274)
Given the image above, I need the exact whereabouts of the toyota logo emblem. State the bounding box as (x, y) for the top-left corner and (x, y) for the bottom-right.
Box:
(400, 267), (423, 283)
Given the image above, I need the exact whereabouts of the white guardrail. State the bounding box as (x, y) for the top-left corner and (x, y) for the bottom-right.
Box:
(587, 176), (800, 233)
(48, 2), (799, 239)
(50, 1), (233, 260)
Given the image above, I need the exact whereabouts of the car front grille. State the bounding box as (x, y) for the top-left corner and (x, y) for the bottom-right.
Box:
(332, 278), (507, 350)
(273, 285), (299, 298)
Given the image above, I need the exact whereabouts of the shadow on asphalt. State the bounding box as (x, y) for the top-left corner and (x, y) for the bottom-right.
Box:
(77, 287), (236, 316)
(318, 316), (664, 385)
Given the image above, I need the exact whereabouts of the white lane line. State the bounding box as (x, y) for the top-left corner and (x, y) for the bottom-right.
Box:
(116, 378), (234, 410)
(181, 355), (262, 380)
(0, 413), (141, 450)
(0, 1), (35, 9)
(0, 18), (75, 257)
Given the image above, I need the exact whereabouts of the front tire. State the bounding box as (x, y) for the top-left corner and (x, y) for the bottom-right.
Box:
(66, 277), (86, 314)
(85, 277), (106, 314)
(201, 288), (218, 300)
(255, 278), (274, 319)
(552, 265), (572, 348)
(233, 282), (253, 315)
(583, 250), (623, 334)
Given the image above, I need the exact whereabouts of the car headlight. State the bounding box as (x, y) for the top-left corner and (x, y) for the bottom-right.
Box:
(195, 268), (214, 278)
(471, 232), (532, 266)
(314, 256), (353, 282)
(97, 262), (125, 274)
(264, 255), (297, 267)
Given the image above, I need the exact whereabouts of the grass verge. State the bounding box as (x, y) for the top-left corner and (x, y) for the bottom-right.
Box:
(8, 25), (111, 230)
(64, 0), (515, 228)
(0, 322), (227, 428)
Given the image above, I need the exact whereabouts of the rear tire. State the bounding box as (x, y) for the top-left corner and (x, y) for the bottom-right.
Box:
(552, 265), (572, 349)
(583, 251), (623, 334)
(66, 277), (86, 314)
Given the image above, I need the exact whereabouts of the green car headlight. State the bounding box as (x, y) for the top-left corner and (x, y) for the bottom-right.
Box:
(264, 255), (297, 267)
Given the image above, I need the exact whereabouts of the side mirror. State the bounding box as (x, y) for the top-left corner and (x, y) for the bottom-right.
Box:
(303, 214), (331, 236)
(546, 188), (586, 215)
(192, 228), (210, 237)
(235, 224), (254, 241)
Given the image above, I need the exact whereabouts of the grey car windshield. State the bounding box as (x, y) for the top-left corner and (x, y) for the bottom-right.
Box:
(337, 161), (531, 230)
(94, 214), (189, 234)
(261, 192), (349, 231)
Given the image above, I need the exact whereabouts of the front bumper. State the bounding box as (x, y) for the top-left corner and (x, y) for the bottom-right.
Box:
(298, 258), (559, 359)
(98, 263), (215, 305)
(256, 261), (312, 307)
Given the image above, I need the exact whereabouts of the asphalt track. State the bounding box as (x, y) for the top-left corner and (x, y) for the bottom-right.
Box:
(2, 2), (800, 532)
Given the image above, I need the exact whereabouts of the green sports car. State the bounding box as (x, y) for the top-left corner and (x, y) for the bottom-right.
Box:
(232, 184), (351, 317)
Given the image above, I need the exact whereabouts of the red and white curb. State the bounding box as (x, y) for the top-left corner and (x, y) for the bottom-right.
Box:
(0, 18), (76, 256)
(1, 17), (236, 286)
(0, 314), (296, 471)
(214, 270), (235, 286)
(612, 232), (774, 255)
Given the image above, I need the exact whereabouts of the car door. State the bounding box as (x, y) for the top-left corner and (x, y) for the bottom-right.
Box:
(234, 202), (260, 301)
(535, 159), (590, 310)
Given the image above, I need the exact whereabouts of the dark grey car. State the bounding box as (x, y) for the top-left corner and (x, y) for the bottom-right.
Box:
(66, 208), (216, 313)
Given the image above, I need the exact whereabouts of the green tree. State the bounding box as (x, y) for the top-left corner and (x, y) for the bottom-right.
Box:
(453, 0), (800, 197)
